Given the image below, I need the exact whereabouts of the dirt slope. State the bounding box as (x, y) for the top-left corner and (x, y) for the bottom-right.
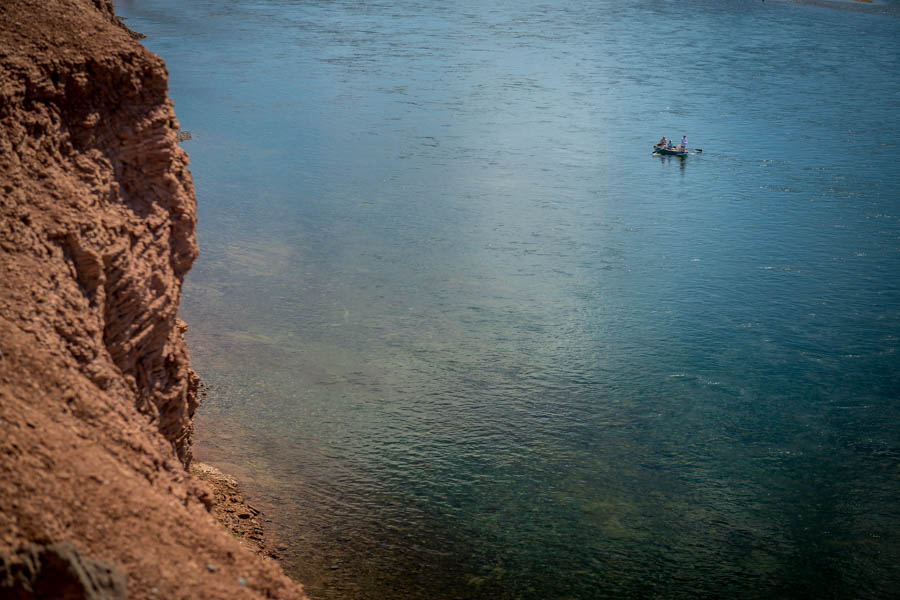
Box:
(0, 1), (306, 598)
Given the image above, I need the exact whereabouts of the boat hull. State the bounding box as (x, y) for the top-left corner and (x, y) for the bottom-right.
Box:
(653, 145), (687, 156)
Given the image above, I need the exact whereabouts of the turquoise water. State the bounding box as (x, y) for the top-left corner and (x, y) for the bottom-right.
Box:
(117, 0), (900, 597)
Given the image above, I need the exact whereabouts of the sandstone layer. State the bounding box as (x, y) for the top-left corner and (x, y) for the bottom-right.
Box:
(0, 1), (306, 598)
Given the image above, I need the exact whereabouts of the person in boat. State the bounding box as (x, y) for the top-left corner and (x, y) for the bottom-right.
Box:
(666, 138), (675, 149)
(657, 136), (667, 148)
(680, 134), (687, 150)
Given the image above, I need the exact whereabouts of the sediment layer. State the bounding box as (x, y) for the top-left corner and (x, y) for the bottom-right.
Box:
(0, 1), (306, 598)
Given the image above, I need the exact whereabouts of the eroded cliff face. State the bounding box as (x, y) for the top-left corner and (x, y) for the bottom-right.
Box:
(0, 1), (306, 598)
(1, 0), (199, 467)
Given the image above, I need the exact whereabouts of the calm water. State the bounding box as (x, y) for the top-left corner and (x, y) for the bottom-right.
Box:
(117, 0), (900, 597)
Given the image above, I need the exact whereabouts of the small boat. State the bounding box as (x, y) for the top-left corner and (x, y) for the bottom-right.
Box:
(653, 144), (688, 156)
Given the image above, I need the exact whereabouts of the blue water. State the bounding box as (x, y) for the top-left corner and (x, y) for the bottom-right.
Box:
(117, 0), (900, 597)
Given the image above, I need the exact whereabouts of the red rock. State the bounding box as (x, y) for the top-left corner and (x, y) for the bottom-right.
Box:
(0, 1), (307, 598)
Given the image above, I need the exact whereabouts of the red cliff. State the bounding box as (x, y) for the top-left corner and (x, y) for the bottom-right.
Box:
(0, 1), (306, 598)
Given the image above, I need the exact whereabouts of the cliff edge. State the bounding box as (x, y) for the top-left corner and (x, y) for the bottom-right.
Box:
(0, 1), (306, 598)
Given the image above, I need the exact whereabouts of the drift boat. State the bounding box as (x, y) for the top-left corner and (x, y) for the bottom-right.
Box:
(653, 144), (688, 156)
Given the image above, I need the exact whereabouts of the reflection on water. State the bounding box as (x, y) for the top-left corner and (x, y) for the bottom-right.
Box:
(118, 0), (900, 597)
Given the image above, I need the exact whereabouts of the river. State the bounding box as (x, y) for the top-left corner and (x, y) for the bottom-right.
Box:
(116, 0), (900, 597)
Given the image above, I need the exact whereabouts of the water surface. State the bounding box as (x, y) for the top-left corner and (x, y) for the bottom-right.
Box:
(117, 0), (900, 598)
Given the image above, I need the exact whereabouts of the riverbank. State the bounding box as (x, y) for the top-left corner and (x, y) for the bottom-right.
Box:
(190, 461), (281, 560)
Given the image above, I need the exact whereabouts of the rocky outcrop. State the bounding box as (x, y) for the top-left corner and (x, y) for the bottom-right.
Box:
(0, 1), (306, 598)
(190, 463), (275, 559)
(0, 542), (128, 600)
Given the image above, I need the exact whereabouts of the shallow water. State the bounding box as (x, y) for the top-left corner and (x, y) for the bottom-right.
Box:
(117, 0), (900, 597)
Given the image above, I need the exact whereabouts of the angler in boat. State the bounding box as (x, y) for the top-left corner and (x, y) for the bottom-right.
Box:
(653, 133), (700, 156)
